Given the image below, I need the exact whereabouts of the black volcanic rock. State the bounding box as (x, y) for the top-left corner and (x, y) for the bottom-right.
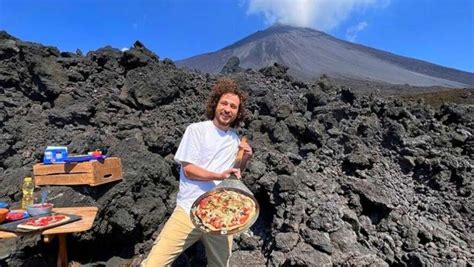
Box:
(177, 24), (474, 88)
(220, 56), (243, 74)
(0, 32), (473, 266)
(259, 62), (292, 82)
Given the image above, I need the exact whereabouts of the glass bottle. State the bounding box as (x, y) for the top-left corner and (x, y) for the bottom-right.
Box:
(21, 176), (35, 209)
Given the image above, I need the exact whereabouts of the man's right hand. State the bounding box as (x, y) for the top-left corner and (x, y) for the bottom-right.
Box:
(220, 168), (241, 180)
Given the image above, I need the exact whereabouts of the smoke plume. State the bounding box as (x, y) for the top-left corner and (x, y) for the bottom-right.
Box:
(246, 0), (386, 31)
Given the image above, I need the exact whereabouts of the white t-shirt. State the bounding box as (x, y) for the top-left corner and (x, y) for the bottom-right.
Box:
(174, 120), (240, 215)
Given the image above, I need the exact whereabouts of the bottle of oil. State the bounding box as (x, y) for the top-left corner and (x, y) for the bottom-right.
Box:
(21, 176), (34, 209)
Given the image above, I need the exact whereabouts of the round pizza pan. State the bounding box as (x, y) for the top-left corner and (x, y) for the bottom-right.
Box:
(190, 187), (260, 235)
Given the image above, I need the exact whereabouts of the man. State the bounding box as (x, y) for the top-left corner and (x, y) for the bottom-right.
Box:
(142, 78), (252, 266)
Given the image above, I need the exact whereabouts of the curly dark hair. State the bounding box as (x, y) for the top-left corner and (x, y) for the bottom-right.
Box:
(206, 79), (248, 128)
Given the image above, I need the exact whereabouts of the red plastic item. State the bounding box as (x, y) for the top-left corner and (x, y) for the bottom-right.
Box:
(6, 210), (28, 221)
(91, 150), (102, 157)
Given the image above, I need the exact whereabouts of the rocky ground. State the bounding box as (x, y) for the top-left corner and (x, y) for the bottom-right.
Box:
(0, 31), (473, 266)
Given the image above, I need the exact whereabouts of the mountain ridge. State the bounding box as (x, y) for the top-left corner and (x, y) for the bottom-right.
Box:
(177, 24), (474, 88)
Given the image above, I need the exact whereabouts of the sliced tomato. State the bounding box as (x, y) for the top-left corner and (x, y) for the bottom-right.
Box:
(199, 198), (209, 209)
(239, 214), (249, 224)
(22, 218), (37, 226)
(211, 220), (222, 229)
(22, 215), (67, 227)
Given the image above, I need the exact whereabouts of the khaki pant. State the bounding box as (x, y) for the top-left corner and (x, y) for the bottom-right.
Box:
(141, 207), (233, 267)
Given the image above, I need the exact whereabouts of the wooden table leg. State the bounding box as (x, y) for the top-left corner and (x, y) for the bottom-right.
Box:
(57, 234), (67, 267)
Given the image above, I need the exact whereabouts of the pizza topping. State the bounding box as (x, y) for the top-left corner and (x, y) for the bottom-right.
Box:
(193, 190), (256, 232)
(239, 213), (249, 224)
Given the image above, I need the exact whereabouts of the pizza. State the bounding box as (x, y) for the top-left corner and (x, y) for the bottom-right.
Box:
(192, 190), (256, 233)
(17, 215), (70, 230)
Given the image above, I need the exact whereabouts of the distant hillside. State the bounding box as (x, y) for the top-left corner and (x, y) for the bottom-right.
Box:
(401, 88), (474, 107)
(177, 24), (474, 88)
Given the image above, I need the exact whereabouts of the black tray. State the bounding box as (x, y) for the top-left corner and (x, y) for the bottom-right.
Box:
(0, 213), (82, 233)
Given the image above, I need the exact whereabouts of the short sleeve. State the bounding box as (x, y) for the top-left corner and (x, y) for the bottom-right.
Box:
(174, 124), (201, 166)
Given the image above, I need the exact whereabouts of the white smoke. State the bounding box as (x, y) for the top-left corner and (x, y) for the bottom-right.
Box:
(346, 21), (369, 42)
(246, 0), (387, 31)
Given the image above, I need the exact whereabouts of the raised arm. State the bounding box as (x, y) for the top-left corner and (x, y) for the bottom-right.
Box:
(238, 138), (253, 172)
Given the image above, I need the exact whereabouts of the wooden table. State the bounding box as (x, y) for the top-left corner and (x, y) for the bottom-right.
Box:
(0, 206), (98, 267)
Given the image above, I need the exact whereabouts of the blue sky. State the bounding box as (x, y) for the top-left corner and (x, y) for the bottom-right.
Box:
(0, 0), (473, 72)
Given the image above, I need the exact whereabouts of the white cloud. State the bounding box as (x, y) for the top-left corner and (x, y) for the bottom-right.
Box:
(121, 47), (129, 52)
(346, 21), (368, 42)
(246, 0), (387, 31)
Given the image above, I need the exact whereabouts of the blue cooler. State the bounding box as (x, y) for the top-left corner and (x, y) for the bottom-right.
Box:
(43, 146), (68, 164)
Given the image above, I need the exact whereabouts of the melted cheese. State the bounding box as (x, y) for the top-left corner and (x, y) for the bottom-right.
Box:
(197, 190), (255, 231)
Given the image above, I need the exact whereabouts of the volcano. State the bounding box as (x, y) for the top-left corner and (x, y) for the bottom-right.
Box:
(176, 24), (474, 88)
